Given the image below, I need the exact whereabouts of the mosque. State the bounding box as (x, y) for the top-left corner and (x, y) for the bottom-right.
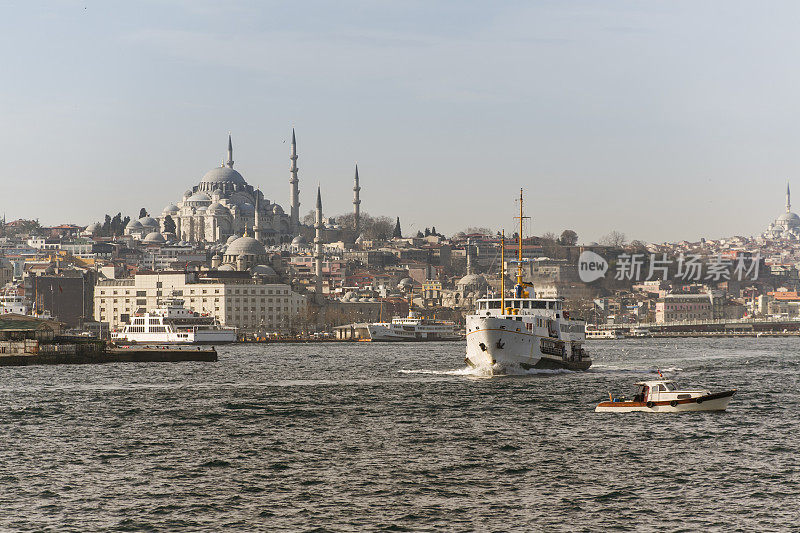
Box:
(111, 129), (363, 281)
(123, 129), (347, 247)
(763, 182), (800, 240)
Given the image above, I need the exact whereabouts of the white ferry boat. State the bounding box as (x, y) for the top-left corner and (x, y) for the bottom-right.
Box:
(586, 328), (624, 340)
(112, 297), (237, 344)
(464, 190), (591, 373)
(367, 309), (460, 341)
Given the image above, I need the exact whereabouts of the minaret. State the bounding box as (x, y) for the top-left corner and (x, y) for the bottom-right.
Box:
(289, 128), (300, 231)
(787, 181), (792, 212)
(466, 238), (474, 275)
(353, 163), (361, 233)
(314, 186), (324, 302)
(254, 189), (262, 242)
(226, 133), (234, 168)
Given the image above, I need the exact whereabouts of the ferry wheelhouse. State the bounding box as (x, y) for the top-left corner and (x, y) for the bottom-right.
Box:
(112, 297), (237, 344)
(464, 189), (591, 372)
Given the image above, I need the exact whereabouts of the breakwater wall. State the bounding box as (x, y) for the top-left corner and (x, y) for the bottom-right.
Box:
(0, 346), (217, 366)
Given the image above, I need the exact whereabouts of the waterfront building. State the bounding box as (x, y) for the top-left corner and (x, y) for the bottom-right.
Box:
(94, 271), (306, 331)
(655, 294), (713, 323)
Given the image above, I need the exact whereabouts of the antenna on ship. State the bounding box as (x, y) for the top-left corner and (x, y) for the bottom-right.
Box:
(514, 188), (530, 298)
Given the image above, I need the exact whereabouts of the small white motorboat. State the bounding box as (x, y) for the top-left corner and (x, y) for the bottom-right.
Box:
(595, 379), (736, 413)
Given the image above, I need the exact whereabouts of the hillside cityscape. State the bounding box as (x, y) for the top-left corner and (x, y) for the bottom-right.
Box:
(2, 131), (800, 338)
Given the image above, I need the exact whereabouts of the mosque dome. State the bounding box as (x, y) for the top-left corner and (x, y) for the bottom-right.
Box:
(272, 204), (284, 215)
(207, 202), (230, 216)
(291, 234), (307, 246)
(200, 166), (246, 186)
(226, 235), (238, 245)
(85, 222), (102, 234)
(125, 220), (143, 235)
(458, 273), (488, 288)
(226, 236), (267, 256)
(142, 232), (166, 244)
(777, 211), (800, 227)
(162, 203), (179, 215)
(250, 264), (277, 277)
(186, 192), (212, 205)
(139, 216), (159, 228)
(398, 277), (414, 288)
(217, 263), (236, 271)
(237, 202), (255, 214)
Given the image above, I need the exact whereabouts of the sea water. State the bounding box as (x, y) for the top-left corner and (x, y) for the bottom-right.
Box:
(0, 338), (797, 531)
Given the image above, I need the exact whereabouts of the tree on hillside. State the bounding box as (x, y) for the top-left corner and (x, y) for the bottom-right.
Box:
(539, 232), (560, 258)
(335, 212), (357, 232)
(453, 226), (492, 239)
(102, 214), (112, 236)
(600, 231), (626, 248)
(393, 217), (402, 238)
(558, 229), (578, 246)
(139, 208), (149, 219)
(329, 211), (394, 241)
(110, 213), (123, 236)
(628, 240), (648, 253)
(163, 215), (176, 235)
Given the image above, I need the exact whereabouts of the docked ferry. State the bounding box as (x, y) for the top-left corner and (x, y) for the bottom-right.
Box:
(368, 309), (460, 341)
(586, 328), (624, 340)
(464, 190), (591, 373)
(112, 297), (237, 344)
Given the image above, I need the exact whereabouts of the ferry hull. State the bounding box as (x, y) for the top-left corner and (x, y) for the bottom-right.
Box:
(112, 331), (237, 344)
(595, 390), (736, 413)
(465, 317), (591, 372)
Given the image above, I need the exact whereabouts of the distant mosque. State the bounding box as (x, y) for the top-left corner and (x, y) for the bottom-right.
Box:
(121, 129), (363, 249)
(763, 182), (800, 240)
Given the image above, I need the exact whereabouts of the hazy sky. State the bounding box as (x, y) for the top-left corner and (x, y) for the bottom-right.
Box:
(2, 0), (800, 243)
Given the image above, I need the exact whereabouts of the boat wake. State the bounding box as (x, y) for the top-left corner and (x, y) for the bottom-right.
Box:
(399, 367), (493, 377)
(587, 364), (684, 374)
(399, 364), (575, 378)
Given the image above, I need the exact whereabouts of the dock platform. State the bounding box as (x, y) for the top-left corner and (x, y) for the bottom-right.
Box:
(0, 346), (217, 367)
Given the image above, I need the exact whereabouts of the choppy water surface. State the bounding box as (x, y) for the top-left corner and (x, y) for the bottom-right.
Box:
(1, 338), (798, 531)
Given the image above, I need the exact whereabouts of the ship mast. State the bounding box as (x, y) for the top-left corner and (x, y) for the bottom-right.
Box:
(514, 188), (530, 293)
(500, 230), (505, 312)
